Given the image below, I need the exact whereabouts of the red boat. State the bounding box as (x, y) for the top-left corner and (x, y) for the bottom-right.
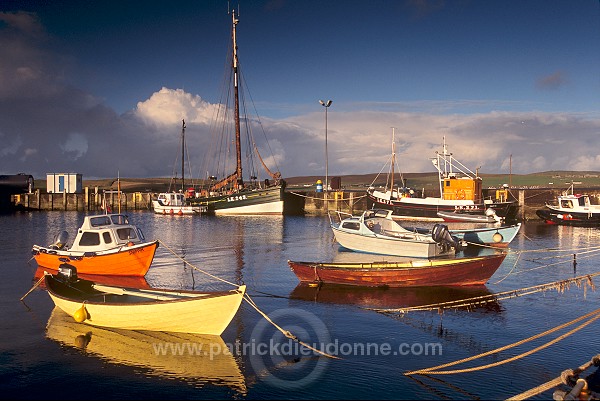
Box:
(287, 252), (507, 287)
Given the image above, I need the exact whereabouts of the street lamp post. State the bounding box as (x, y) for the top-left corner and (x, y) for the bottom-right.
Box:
(319, 100), (332, 195)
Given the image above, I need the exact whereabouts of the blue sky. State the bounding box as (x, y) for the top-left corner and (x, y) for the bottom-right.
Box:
(1, 0), (599, 181)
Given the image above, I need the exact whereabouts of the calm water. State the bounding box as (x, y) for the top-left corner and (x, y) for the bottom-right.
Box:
(2, 211), (600, 400)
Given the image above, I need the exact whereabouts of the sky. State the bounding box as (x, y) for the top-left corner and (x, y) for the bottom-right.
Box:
(1, 0), (600, 182)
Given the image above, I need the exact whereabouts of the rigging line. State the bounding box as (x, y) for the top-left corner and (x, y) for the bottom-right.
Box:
(157, 239), (237, 287)
(404, 307), (600, 376)
(368, 271), (600, 314)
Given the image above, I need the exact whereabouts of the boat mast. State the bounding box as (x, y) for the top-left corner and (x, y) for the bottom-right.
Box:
(390, 127), (395, 196)
(232, 10), (243, 189)
(181, 119), (186, 192)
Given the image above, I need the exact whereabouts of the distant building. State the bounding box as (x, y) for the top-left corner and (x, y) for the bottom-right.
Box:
(47, 173), (82, 194)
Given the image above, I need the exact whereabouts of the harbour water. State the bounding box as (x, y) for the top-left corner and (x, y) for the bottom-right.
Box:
(2, 211), (600, 399)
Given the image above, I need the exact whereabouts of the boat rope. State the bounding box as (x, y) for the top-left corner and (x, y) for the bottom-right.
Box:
(242, 294), (340, 360)
(159, 239), (340, 360)
(20, 274), (46, 301)
(157, 239), (237, 287)
(505, 354), (600, 400)
(490, 250), (522, 284)
(366, 271), (599, 314)
(404, 307), (600, 376)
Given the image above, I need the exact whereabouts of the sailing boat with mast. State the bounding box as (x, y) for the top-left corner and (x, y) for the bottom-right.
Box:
(152, 120), (206, 215)
(186, 10), (285, 215)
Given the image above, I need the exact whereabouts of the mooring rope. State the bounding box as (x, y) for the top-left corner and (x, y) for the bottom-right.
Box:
(367, 271), (600, 314)
(404, 307), (600, 376)
(242, 294), (340, 359)
(505, 354), (600, 400)
(157, 239), (237, 287)
(158, 239), (339, 360)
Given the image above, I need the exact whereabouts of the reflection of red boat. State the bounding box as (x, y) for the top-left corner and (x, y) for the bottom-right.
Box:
(290, 282), (501, 312)
(287, 252), (507, 287)
(33, 265), (150, 289)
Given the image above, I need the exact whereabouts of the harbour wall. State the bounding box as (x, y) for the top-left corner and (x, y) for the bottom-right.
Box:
(11, 187), (600, 221)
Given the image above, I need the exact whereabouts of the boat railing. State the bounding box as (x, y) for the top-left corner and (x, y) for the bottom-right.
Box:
(328, 210), (353, 226)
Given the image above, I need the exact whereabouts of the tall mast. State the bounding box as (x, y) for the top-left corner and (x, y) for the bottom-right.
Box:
(390, 127), (395, 195)
(181, 119), (186, 192)
(232, 10), (243, 188)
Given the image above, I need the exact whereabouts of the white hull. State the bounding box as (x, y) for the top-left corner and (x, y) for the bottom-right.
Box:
(215, 200), (284, 215)
(152, 201), (205, 215)
(332, 226), (449, 258)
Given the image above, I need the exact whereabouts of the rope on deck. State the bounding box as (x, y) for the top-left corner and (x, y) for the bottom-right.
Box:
(404, 308), (600, 376)
(505, 354), (600, 401)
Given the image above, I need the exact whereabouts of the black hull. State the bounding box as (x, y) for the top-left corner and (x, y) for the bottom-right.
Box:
(366, 192), (519, 221)
(536, 208), (600, 227)
(188, 186), (284, 215)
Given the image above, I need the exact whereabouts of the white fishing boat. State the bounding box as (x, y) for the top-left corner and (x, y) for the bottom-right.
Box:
(152, 120), (207, 215)
(329, 209), (462, 258)
(367, 136), (519, 221)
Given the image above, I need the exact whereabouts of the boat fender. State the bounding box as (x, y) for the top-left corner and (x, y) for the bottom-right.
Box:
(126, 241), (134, 247)
(492, 232), (504, 243)
(432, 224), (462, 251)
(73, 304), (89, 323)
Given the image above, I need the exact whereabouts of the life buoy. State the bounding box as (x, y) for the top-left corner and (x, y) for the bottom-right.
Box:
(163, 199), (170, 206)
(456, 189), (466, 200)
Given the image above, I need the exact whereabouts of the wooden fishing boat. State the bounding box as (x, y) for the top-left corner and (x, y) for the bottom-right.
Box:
(186, 11), (286, 215)
(287, 252), (507, 287)
(45, 307), (247, 394)
(32, 213), (158, 276)
(152, 120), (207, 215)
(366, 136), (519, 221)
(536, 183), (600, 226)
(329, 209), (461, 258)
(43, 265), (245, 335)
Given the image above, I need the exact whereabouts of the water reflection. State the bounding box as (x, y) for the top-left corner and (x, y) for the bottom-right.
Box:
(290, 282), (502, 312)
(45, 307), (247, 394)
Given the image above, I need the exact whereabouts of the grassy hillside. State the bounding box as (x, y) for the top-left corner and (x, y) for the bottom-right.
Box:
(31, 171), (600, 193)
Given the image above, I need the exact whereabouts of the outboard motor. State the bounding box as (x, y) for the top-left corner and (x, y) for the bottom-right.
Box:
(57, 263), (78, 282)
(485, 207), (503, 223)
(432, 223), (463, 252)
(49, 230), (69, 250)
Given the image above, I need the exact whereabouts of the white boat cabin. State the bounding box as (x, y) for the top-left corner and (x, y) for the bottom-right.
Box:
(60, 214), (146, 253)
(157, 192), (186, 207)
